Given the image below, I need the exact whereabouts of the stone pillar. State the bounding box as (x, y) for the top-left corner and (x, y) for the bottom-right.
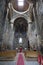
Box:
(0, 0), (6, 45)
(8, 23), (14, 50)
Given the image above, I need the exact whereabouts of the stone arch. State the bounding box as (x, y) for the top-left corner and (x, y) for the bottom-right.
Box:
(13, 17), (28, 34)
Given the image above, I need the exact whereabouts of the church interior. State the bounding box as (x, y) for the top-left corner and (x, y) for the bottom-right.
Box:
(0, 0), (43, 65)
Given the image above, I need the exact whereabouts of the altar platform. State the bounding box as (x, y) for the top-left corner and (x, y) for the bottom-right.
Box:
(0, 50), (38, 61)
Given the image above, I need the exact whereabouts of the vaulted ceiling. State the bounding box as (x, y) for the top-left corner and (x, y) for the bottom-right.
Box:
(0, 0), (43, 43)
(14, 17), (28, 33)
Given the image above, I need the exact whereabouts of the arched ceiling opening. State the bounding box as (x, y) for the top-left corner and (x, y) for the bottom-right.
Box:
(14, 17), (28, 33)
(11, 0), (29, 12)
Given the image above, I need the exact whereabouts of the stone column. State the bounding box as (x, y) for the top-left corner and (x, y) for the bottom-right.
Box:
(33, 1), (42, 49)
(8, 23), (14, 50)
(0, 0), (6, 45)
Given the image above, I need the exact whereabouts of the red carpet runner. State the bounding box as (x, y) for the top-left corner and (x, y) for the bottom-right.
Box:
(16, 53), (25, 65)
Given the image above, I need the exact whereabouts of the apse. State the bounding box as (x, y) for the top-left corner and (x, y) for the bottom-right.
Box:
(13, 17), (28, 49)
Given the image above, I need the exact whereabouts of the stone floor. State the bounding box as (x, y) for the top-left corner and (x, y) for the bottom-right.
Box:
(0, 61), (39, 65)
